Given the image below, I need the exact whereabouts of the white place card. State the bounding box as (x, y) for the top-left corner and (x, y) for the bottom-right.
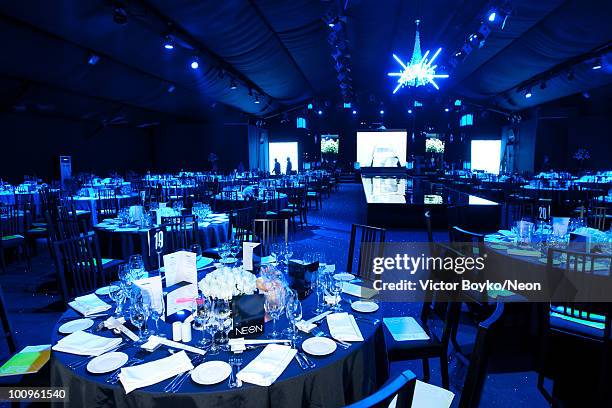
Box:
(133, 276), (164, 315)
(163, 251), (197, 286)
(243, 242), (260, 271)
(383, 317), (430, 341)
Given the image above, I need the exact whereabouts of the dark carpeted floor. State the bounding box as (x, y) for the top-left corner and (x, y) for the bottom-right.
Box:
(0, 183), (549, 407)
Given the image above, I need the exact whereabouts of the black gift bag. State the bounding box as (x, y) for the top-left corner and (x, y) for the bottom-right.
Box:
(230, 293), (265, 338)
(287, 260), (318, 300)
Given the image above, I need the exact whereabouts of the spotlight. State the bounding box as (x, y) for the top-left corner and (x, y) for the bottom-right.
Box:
(488, 11), (497, 22)
(352, 110), (357, 115)
(408, 109), (413, 114)
(444, 108), (450, 112)
(113, 6), (128, 25)
(379, 110), (384, 115)
(317, 110), (323, 115)
(229, 79), (238, 90)
(190, 57), (199, 69)
(582, 91), (591, 99)
(307, 103), (313, 110)
(254, 95), (260, 104)
(87, 53), (100, 65)
(525, 88), (532, 98)
(591, 58), (602, 70)
(162, 35), (175, 50)
(167, 84), (175, 93)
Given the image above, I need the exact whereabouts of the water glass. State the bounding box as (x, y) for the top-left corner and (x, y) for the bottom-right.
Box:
(219, 242), (231, 264)
(264, 288), (285, 339)
(149, 293), (166, 338)
(129, 302), (146, 344)
(191, 244), (203, 262)
(129, 254), (146, 280)
(108, 281), (126, 317)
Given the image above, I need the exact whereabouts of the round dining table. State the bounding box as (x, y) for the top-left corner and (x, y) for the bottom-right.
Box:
(73, 193), (140, 225)
(94, 213), (230, 270)
(49, 275), (388, 408)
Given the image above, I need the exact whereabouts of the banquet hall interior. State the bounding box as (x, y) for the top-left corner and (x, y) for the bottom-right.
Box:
(0, 0), (610, 407)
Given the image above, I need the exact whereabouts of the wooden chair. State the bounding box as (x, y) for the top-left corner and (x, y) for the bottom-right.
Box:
(51, 231), (106, 303)
(588, 206), (608, 230)
(385, 242), (464, 389)
(343, 370), (416, 408)
(537, 248), (612, 405)
(252, 218), (289, 256)
(161, 215), (198, 252)
(96, 189), (118, 221)
(0, 283), (17, 354)
(457, 302), (505, 407)
(231, 207), (255, 242)
(279, 187), (307, 231)
(0, 204), (30, 274)
(347, 224), (386, 281)
(306, 180), (324, 210)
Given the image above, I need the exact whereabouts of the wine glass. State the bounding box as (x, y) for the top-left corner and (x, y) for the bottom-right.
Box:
(283, 243), (294, 265)
(331, 274), (344, 312)
(313, 271), (326, 313)
(141, 300), (152, 338)
(284, 289), (302, 340)
(270, 242), (281, 264)
(129, 301), (146, 344)
(229, 238), (241, 265)
(149, 293), (166, 338)
(264, 288), (285, 339)
(129, 254), (145, 280)
(214, 298), (231, 350)
(192, 294), (212, 348)
(108, 281), (126, 317)
(118, 264), (131, 285)
(219, 242), (231, 264)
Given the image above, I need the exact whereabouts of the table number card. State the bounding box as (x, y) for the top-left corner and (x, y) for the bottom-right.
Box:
(163, 251), (197, 286)
(133, 276), (164, 315)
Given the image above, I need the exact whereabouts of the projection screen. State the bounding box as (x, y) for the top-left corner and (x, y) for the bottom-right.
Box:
(356, 130), (407, 168)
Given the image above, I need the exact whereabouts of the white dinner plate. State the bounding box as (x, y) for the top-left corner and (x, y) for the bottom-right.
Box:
(333, 272), (355, 282)
(191, 361), (232, 385)
(95, 285), (120, 296)
(302, 337), (337, 356)
(351, 300), (379, 313)
(86, 352), (129, 374)
(58, 318), (94, 334)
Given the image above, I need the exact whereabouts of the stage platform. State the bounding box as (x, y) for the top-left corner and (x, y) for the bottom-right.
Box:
(361, 175), (501, 230)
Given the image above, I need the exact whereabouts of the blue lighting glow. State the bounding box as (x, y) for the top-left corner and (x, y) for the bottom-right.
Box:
(488, 12), (497, 22)
(592, 63), (602, 70)
(408, 109), (413, 114)
(352, 110), (357, 115)
(379, 110), (384, 115)
(164, 43), (174, 50)
(414, 101), (423, 107)
(460, 113), (473, 127)
(297, 117), (307, 129)
(307, 103), (313, 109)
(343, 102), (352, 108)
(525, 91), (532, 98)
(190, 60), (199, 69)
(444, 108), (450, 112)
(317, 110), (323, 115)
(387, 20), (449, 92)
(454, 99), (462, 106)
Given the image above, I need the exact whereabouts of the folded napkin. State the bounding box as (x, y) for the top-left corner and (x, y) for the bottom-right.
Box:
(498, 230), (515, 237)
(228, 338), (290, 352)
(141, 336), (206, 355)
(342, 283), (378, 299)
(69, 294), (111, 316)
(119, 350), (193, 394)
(507, 248), (541, 257)
(52, 331), (122, 356)
(104, 317), (139, 341)
(199, 221), (211, 228)
(295, 320), (317, 333)
(237, 344), (296, 387)
(114, 227), (139, 232)
(383, 317), (429, 341)
(327, 313), (364, 342)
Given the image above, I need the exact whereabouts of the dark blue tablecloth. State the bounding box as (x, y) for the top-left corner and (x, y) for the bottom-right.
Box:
(50, 282), (388, 408)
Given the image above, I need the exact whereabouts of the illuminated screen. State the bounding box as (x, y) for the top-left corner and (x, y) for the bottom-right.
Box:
(356, 130), (407, 167)
(321, 135), (339, 156)
(471, 140), (501, 175)
(269, 142), (298, 174)
(425, 138), (445, 153)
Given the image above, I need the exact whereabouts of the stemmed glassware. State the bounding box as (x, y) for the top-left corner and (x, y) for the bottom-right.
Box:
(229, 238), (241, 266)
(283, 243), (294, 265)
(270, 242), (281, 264)
(149, 293), (166, 338)
(219, 242), (231, 264)
(191, 244), (202, 264)
(128, 298), (146, 344)
(264, 287), (285, 339)
(284, 289), (302, 341)
(213, 298), (231, 350)
(192, 294), (212, 349)
(129, 254), (146, 280)
(141, 300), (152, 338)
(330, 274), (344, 312)
(108, 281), (126, 318)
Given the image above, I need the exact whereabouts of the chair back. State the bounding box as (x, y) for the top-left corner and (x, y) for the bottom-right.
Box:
(588, 206), (607, 230)
(347, 224), (386, 281)
(0, 283), (17, 353)
(343, 369), (416, 408)
(52, 231), (106, 302)
(96, 189), (118, 220)
(449, 226), (485, 257)
(161, 215), (198, 252)
(0, 204), (24, 238)
(231, 207), (255, 242)
(252, 218), (288, 255)
(458, 302), (505, 408)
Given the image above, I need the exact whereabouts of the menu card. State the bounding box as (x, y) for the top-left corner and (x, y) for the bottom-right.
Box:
(163, 251), (197, 286)
(133, 276), (164, 315)
(243, 242), (260, 271)
(166, 282), (197, 317)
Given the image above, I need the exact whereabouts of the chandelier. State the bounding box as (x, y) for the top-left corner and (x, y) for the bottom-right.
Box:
(387, 20), (449, 93)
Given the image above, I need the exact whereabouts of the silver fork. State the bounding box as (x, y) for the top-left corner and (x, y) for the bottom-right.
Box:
(228, 356), (242, 388)
(165, 354), (205, 393)
(105, 358), (143, 383)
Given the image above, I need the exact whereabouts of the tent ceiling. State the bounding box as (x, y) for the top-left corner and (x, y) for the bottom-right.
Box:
(0, 0), (610, 125)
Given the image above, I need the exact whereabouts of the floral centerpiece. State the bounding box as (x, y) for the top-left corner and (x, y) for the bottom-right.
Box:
(199, 267), (257, 300)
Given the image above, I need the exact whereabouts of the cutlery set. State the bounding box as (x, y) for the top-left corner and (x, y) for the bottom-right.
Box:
(163, 354), (207, 393)
(228, 356), (243, 388)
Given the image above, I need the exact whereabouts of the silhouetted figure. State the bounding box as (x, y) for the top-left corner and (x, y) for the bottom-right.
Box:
(286, 157), (293, 174)
(273, 158), (281, 175)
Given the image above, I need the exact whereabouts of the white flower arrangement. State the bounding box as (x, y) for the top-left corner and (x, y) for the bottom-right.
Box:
(199, 267), (257, 300)
(425, 138), (445, 153)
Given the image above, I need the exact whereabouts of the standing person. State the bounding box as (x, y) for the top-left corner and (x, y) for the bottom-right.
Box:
(286, 157), (293, 175)
(273, 158), (281, 175)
